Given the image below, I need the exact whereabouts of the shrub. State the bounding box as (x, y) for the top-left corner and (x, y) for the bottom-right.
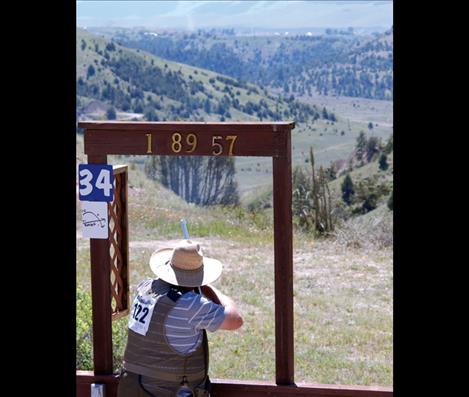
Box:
(76, 285), (129, 372)
(76, 286), (93, 370)
(341, 174), (355, 205)
(379, 153), (389, 171)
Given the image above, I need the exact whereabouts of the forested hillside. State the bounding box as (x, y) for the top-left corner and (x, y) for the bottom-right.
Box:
(77, 28), (333, 123)
(92, 27), (392, 100)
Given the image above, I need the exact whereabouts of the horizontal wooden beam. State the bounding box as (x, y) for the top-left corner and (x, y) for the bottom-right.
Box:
(81, 122), (295, 157)
(78, 121), (295, 130)
(211, 379), (393, 397)
(76, 372), (392, 397)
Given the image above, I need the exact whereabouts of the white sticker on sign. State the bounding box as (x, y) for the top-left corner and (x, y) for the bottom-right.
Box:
(128, 293), (157, 336)
(81, 201), (109, 239)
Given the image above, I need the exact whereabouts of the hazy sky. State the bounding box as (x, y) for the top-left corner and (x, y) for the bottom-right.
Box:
(76, 1), (393, 30)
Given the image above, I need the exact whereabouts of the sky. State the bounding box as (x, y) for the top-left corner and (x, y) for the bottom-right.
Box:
(76, 1), (393, 31)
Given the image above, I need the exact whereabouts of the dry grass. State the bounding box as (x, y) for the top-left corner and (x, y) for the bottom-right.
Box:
(333, 205), (393, 250)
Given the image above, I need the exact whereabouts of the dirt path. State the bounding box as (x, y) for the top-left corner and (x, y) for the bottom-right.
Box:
(76, 234), (226, 252)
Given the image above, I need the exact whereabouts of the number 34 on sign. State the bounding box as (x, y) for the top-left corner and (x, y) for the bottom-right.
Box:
(78, 164), (114, 239)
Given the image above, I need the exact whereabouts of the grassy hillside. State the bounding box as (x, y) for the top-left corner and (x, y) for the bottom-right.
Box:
(92, 27), (392, 100)
(77, 28), (324, 124)
(234, 116), (392, 197)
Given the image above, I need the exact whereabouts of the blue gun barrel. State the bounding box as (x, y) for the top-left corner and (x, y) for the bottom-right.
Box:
(180, 219), (190, 239)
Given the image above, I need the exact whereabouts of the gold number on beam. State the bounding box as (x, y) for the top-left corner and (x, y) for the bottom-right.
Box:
(186, 133), (198, 153)
(171, 133), (183, 153)
(212, 136), (223, 156)
(226, 135), (238, 156)
(146, 133), (152, 154)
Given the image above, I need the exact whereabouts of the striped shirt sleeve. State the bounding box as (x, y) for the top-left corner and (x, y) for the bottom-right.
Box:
(184, 292), (226, 332)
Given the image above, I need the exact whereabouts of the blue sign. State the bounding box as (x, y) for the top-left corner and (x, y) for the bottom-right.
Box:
(78, 164), (114, 202)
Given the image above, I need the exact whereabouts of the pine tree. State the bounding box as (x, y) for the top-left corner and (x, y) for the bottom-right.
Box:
(362, 193), (378, 213)
(322, 107), (328, 120)
(87, 65), (95, 79)
(379, 153), (389, 171)
(366, 136), (380, 162)
(384, 134), (393, 154)
(355, 131), (367, 161)
(106, 107), (116, 120)
(341, 174), (355, 205)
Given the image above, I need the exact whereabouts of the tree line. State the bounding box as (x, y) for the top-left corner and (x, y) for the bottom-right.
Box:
(114, 30), (393, 100)
(144, 155), (239, 206)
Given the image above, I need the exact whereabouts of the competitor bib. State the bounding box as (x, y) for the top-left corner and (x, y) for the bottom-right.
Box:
(128, 293), (157, 336)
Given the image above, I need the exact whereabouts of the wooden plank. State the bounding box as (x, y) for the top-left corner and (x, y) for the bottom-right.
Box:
(272, 127), (294, 385)
(121, 167), (130, 316)
(84, 128), (287, 157)
(88, 154), (113, 375)
(76, 372), (392, 397)
(78, 121), (295, 130)
(210, 379), (393, 397)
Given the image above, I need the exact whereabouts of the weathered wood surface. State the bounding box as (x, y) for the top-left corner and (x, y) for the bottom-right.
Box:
(87, 154), (113, 374)
(272, 130), (294, 384)
(79, 121), (295, 157)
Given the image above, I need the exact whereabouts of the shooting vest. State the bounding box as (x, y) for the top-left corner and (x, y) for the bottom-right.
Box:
(123, 287), (208, 395)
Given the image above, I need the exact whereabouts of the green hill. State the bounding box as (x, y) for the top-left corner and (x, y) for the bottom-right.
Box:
(77, 28), (325, 124)
(90, 26), (392, 100)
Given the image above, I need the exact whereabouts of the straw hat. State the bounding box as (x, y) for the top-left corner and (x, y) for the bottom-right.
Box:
(149, 240), (223, 287)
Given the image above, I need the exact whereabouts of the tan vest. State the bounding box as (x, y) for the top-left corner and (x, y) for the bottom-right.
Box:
(123, 291), (208, 387)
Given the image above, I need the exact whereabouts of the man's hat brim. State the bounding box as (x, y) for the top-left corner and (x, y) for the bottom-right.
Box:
(149, 248), (223, 287)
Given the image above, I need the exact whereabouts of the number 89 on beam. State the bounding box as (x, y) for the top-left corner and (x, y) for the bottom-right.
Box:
(78, 164), (114, 202)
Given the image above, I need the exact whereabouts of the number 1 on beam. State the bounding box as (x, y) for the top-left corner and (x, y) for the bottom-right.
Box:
(146, 134), (152, 154)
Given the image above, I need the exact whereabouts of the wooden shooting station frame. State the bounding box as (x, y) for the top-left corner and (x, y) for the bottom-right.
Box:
(76, 121), (393, 397)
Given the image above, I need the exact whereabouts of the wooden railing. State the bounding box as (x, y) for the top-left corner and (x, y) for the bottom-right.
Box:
(76, 371), (392, 397)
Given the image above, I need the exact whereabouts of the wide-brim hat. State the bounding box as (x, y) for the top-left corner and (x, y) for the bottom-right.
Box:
(149, 240), (223, 287)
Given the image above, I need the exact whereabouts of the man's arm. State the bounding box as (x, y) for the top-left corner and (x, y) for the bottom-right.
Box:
(201, 284), (243, 330)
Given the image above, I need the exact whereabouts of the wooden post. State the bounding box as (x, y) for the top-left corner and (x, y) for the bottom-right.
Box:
(120, 167), (130, 316)
(272, 126), (294, 385)
(88, 154), (113, 375)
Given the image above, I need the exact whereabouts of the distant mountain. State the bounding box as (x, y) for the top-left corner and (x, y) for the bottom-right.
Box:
(77, 1), (393, 31)
(77, 28), (333, 123)
(90, 27), (392, 101)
